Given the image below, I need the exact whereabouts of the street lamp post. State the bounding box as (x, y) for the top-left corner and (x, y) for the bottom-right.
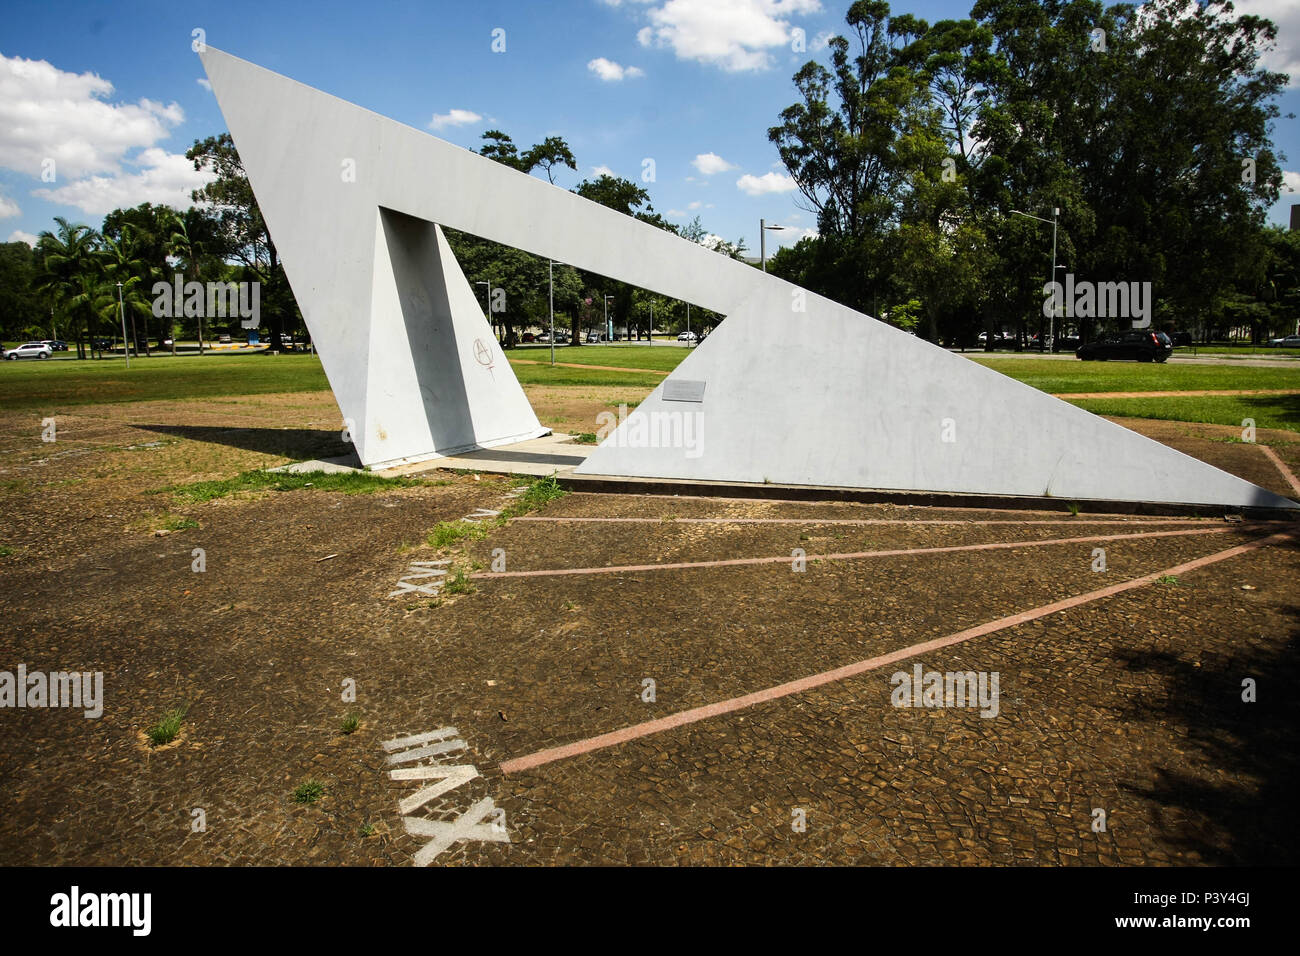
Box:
(604, 294), (614, 342)
(548, 260), (555, 367)
(760, 219), (787, 273)
(1011, 207), (1060, 351)
(116, 281), (129, 369)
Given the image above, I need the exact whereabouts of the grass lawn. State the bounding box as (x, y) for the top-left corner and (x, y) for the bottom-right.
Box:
(0, 352), (330, 411)
(965, 356), (1300, 394)
(3, 344), (1297, 432)
(1068, 394), (1300, 433)
(1172, 346), (1300, 357)
(510, 343), (690, 371)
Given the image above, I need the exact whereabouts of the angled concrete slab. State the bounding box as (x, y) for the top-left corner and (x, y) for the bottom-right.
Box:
(577, 283), (1298, 511)
(200, 48), (1295, 510)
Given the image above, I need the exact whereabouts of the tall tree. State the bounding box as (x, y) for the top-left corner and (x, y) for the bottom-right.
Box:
(971, 0), (1289, 338)
(522, 136), (577, 184)
(767, 1), (939, 314)
(187, 133), (298, 347)
(33, 218), (101, 358)
(0, 242), (49, 342)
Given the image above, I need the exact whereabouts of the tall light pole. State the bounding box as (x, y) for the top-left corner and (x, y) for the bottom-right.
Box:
(116, 281), (129, 369)
(760, 219), (787, 273)
(1011, 207), (1060, 351)
(604, 294), (614, 342)
(548, 260), (555, 366)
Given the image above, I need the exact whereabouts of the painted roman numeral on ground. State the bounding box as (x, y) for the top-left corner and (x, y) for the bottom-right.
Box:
(388, 559), (450, 599)
(406, 798), (510, 867)
(380, 727), (510, 866)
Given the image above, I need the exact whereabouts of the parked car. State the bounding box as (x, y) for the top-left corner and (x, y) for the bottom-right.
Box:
(5, 342), (53, 360)
(977, 331), (1016, 348)
(1266, 334), (1300, 348)
(1054, 334), (1080, 352)
(1170, 331), (1193, 347)
(677, 331), (698, 343)
(41, 339), (69, 352)
(1076, 330), (1173, 362)
(521, 332), (536, 343)
(92, 337), (113, 351)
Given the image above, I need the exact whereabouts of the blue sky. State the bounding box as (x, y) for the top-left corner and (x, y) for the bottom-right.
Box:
(1, 0), (1297, 255)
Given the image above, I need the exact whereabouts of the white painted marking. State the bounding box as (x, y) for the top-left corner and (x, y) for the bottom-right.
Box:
(386, 738), (468, 764)
(396, 765), (480, 814)
(381, 726), (459, 752)
(389, 579), (442, 598)
(406, 798), (510, 866)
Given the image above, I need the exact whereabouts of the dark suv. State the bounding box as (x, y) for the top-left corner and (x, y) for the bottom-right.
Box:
(1076, 330), (1173, 363)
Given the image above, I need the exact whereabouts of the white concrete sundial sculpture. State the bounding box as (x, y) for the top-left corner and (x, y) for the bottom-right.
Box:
(200, 47), (1295, 511)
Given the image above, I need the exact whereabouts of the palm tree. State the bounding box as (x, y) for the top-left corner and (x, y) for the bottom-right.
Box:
(98, 227), (156, 356)
(34, 217), (100, 359)
(164, 208), (206, 354)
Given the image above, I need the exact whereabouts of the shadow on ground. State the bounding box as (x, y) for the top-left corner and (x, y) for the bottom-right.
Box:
(135, 423), (353, 462)
(1112, 543), (1300, 863)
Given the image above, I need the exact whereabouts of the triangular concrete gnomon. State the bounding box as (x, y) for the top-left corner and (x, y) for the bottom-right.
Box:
(201, 48), (1295, 509)
(578, 283), (1296, 510)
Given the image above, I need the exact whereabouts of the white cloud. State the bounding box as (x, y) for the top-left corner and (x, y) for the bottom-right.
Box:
(737, 170), (798, 195)
(33, 146), (214, 216)
(0, 53), (213, 216)
(811, 30), (833, 51)
(591, 164), (616, 177)
(0, 53), (188, 180)
(1283, 169), (1300, 193)
(8, 229), (37, 247)
(196, 77), (212, 92)
(0, 193), (19, 218)
(637, 0), (823, 72)
(692, 151), (736, 175)
(587, 57), (645, 81)
(428, 108), (482, 130)
(1231, 0), (1300, 85)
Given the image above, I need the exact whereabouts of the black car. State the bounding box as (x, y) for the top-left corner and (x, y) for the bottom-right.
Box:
(42, 339), (69, 352)
(1076, 330), (1173, 362)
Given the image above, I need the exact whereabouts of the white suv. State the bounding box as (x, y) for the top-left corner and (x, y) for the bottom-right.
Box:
(5, 342), (53, 360)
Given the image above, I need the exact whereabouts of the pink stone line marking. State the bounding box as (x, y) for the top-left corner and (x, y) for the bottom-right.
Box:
(515, 515), (1212, 527)
(1258, 444), (1300, 498)
(475, 525), (1243, 580)
(499, 531), (1292, 775)
(564, 489), (1145, 517)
